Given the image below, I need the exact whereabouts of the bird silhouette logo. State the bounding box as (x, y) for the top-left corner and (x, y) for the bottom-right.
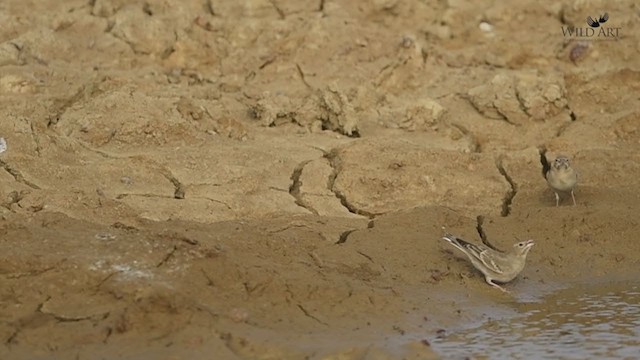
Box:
(587, 12), (609, 27)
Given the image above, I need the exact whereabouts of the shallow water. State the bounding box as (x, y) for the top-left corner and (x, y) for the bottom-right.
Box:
(431, 283), (640, 359)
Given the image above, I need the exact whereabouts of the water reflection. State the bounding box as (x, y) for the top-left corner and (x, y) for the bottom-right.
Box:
(432, 284), (640, 359)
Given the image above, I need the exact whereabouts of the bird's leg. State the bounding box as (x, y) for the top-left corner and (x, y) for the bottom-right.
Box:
(571, 190), (576, 206)
(486, 278), (509, 293)
(554, 192), (560, 207)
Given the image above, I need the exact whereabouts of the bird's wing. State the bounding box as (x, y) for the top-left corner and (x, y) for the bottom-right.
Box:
(477, 250), (505, 274)
(587, 16), (598, 27)
(459, 241), (505, 274)
(443, 234), (505, 274)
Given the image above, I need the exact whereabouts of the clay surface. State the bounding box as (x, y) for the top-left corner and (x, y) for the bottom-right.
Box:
(1, 0), (639, 358)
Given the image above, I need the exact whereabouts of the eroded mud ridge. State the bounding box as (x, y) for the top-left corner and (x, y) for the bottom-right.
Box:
(1, 0), (639, 358)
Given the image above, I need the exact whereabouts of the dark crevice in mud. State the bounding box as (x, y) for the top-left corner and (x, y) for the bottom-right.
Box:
(461, 92), (517, 127)
(295, 63), (312, 89)
(5, 264), (57, 279)
(297, 304), (328, 326)
(476, 215), (488, 243)
(555, 121), (573, 137)
(268, 0), (286, 19)
(336, 229), (357, 244)
(476, 215), (498, 251)
(322, 123), (360, 138)
(495, 159), (516, 217)
(37, 296), (107, 323)
(0, 160), (40, 189)
(200, 196), (233, 210)
(318, 0), (325, 12)
(156, 245), (178, 268)
(6, 328), (19, 344)
(289, 159), (318, 215)
(367, 220), (375, 229)
(556, 106), (577, 136)
(161, 172), (185, 199)
(47, 81), (101, 127)
(95, 272), (119, 290)
(205, 0), (216, 15)
(258, 56), (276, 70)
(356, 250), (374, 263)
(103, 327), (113, 344)
(2, 190), (25, 210)
(538, 146), (551, 179)
(449, 122), (481, 153)
(496, 109), (518, 126)
(325, 151), (376, 219)
(116, 193), (172, 200)
(29, 121), (42, 156)
(142, 3), (154, 16)
(558, 7), (572, 26)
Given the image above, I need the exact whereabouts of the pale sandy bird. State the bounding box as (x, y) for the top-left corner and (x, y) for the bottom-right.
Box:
(442, 234), (534, 293)
(545, 155), (578, 206)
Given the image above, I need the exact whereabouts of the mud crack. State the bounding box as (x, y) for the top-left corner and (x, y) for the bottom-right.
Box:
(37, 297), (110, 323)
(0, 160), (40, 189)
(538, 146), (551, 179)
(268, 0), (285, 19)
(297, 304), (328, 326)
(449, 122), (481, 153)
(5, 263), (58, 279)
(198, 196), (233, 211)
(156, 245), (178, 268)
(295, 63), (312, 89)
(159, 170), (185, 199)
(47, 81), (101, 127)
(495, 158), (516, 217)
(205, 0), (216, 15)
(1, 190), (25, 210)
(29, 120), (42, 156)
(476, 215), (498, 251)
(554, 106), (577, 137)
(289, 159), (318, 215)
(325, 151), (376, 219)
(335, 229), (357, 244)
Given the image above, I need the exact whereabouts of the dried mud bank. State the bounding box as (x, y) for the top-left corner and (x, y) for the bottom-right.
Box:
(2, 204), (640, 359)
(1, 0), (640, 358)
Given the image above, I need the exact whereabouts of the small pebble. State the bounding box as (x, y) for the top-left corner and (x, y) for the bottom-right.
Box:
(95, 233), (116, 241)
(569, 42), (589, 63)
(479, 22), (493, 32)
(401, 36), (414, 48)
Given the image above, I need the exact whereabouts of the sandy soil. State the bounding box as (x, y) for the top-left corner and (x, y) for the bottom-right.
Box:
(1, 0), (639, 358)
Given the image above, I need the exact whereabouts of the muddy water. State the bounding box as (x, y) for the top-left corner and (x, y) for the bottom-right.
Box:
(431, 283), (640, 359)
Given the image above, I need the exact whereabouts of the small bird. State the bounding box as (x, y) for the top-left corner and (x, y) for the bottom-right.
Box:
(442, 234), (534, 293)
(545, 155), (578, 206)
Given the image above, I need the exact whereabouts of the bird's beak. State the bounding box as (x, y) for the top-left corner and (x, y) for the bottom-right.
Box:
(525, 239), (535, 248)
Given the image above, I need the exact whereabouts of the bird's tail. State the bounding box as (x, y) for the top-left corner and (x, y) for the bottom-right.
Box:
(442, 233), (466, 252)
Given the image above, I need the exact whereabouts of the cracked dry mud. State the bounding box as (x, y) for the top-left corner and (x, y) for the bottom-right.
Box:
(1, 0), (640, 359)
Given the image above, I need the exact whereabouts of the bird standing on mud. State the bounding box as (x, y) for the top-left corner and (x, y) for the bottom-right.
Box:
(545, 155), (578, 206)
(442, 234), (534, 293)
